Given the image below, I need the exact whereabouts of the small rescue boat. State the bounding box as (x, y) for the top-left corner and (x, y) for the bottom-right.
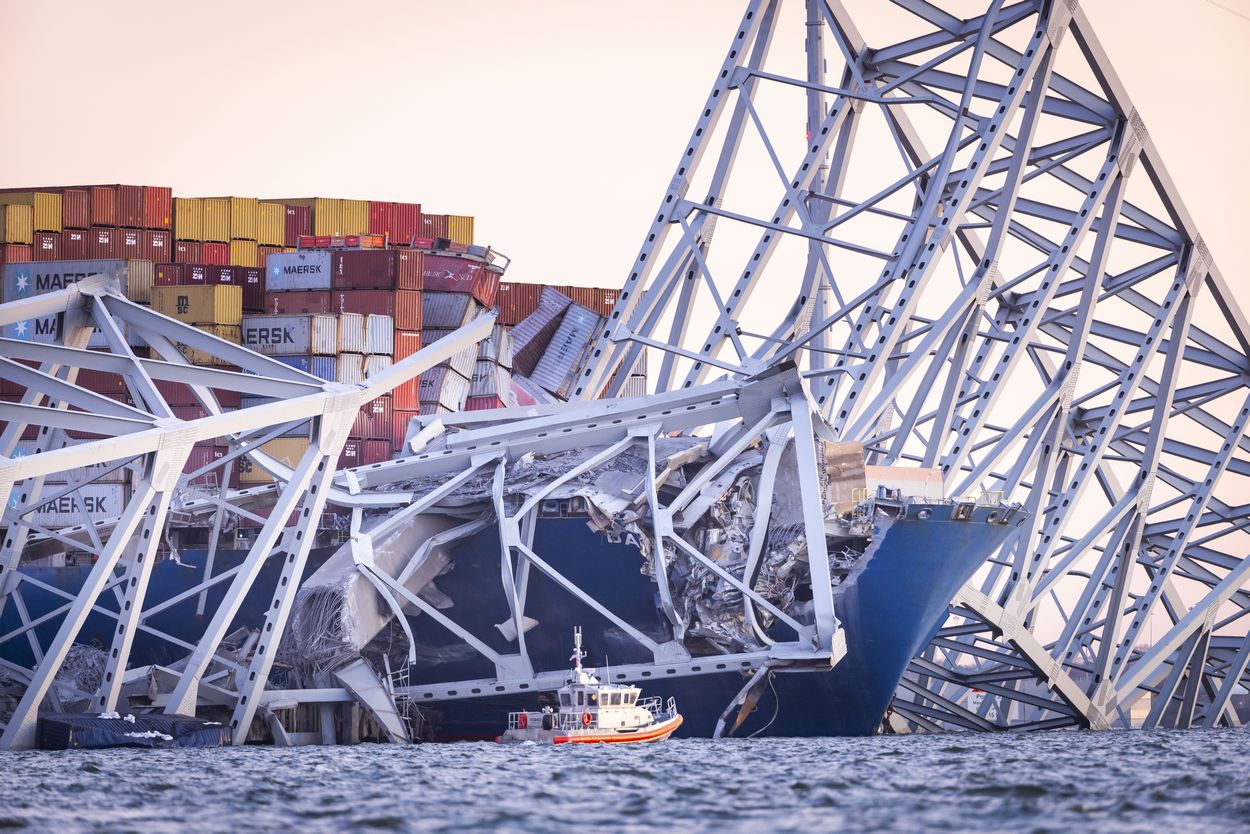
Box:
(498, 627), (683, 744)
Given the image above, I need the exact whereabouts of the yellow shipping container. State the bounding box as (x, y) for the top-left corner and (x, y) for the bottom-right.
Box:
(342, 199), (369, 235)
(219, 196), (258, 241)
(258, 202), (285, 246)
(314, 198), (344, 236)
(0, 192), (62, 232)
(2, 204), (33, 244)
(152, 284), (243, 326)
(120, 259), (155, 305)
(201, 197), (231, 243)
(229, 239), (259, 267)
(447, 215), (475, 245)
(176, 324), (242, 365)
(239, 437), (311, 484)
(174, 198), (203, 242)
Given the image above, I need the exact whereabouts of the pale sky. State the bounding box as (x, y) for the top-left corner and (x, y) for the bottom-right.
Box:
(1, 0), (1246, 294)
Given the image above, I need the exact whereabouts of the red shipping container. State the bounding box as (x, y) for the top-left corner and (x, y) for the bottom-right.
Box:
(330, 236), (348, 248)
(88, 227), (118, 258)
(184, 444), (227, 487)
(144, 186), (173, 229)
(0, 244), (32, 265)
(284, 204), (310, 247)
(172, 405), (211, 421)
(391, 408), (418, 449)
(142, 229), (170, 263)
(297, 235), (318, 249)
(265, 290), (333, 315)
(392, 203), (421, 245)
(413, 237), (435, 249)
(257, 245), (283, 264)
(338, 439), (363, 470)
(422, 254), (498, 306)
(464, 395), (506, 411)
(76, 368), (127, 396)
(420, 214), (449, 239)
(117, 228), (144, 260)
(368, 201), (393, 237)
(155, 263), (185, 286)
(362, 439), (391, 465)
(153, 378), (196, 406)
(117, 185), (144, 228)
(174, 240), (202, 263)
(332, 250), (397, 290)
(395, 250), (422, 290)
(202, 242), (230, 265)
(32, 232), (60, 261)
(90, 186), (117, 227)
(62, 229), (89, 259)
(237, 266), (264, 311)
(352, 395), (393, 441)
(393, 329), (422, 361)
(62, 189), (90, 229)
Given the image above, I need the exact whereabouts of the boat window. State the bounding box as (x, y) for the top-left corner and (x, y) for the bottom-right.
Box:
(610, 693), (621, 706)
(625, 694), (635, 705)
(588, 692), (599, 705)
(577, 691), (584, 706)
(559, 692), (570, 707)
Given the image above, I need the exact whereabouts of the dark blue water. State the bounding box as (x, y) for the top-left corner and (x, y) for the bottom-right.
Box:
(0, 730), (1247, 833)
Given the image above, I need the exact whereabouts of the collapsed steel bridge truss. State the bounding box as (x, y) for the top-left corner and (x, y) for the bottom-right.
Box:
(576, 0), (1249, 731)
(0, 0), (1245, 747)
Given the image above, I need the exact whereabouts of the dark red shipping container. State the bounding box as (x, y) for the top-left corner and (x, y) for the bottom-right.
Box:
(362, 439), (391, 465)
(368, 201), (392, 237)
(172, 405), (211, 422)
(333, 250), (396, 290)
(237, 266), (264, 312)
(32, 232), (60, 261)
(392, 409), (418, 451)
(142, 229), (170, 263)
(143, 186), (173, 229)
(284, 204), (311, 247)
(88, 227), (118, 259)
(338, 439), (363, 470)
(62, 229), (89, 259)
(392, 203), (421, 245)
(352, 395), (393, 441)
(174, 240), (202, 263)
(331, 289), (421, 329)
(154, 378), (196, 406)
(76, 368), (127, 396)
(202, 242), (230, 265)
(184, 444), (227, 487)
(62, 189), (90, 229)
(90, 186), (117, 227)
(395, 250), (422, 290)
(155, 263), (184, 286)
(117, 228), (143, 260)
(420, 214), (449, 240)
(421, 253), (498, 306)
(117, 185), (144, 228)
(464, 395), (506, 411)
(0, 244), (32, 265)
(265, 290), (333, 315)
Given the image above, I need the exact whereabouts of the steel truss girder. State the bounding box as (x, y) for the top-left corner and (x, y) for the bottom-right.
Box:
(574, 0), (1249, 733)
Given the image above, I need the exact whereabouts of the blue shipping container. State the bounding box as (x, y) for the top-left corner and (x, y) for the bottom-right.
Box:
(272, 354), (337, 382)
(1, 260), (130, 345)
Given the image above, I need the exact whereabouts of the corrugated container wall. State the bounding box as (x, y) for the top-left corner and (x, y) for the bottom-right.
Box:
(2, 205), (33, 244)
(257, 202), (285, 246)
(266, 251), (332, 291)
(338, 312), (366, 354)
(240, 314), (338, 356)
(152, 284), (242, 326)
(201, 197), (231, 243)
(174, 198), (203, 241)
(0, 193), (62, 232)
(230, 239), (258, 267)
(90, 187), (117, 227)
(272, 354), (337, 381)
(365, 314), (394, 356)
(282, 204), (310, 247)
(30, 483), (128, 528)
(144, 186), (173, 229)
(117, 185), (143, 228)
(238, 438), (311, 484)
(447, 215), (474, 245)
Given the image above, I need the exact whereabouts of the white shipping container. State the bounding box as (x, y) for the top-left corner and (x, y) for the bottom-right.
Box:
(363, 354), (392, 378)
(365, 314), (394, 356)
(24, 483), (128, 528)
(241, 314), (338, 356)
(620, 375), (648, 398)
(422, 291), (478, 329)
(470, 360), (512, 397)
(338, 312), (366, 355)
(337, 353), (365, 384)
(531, 304), (602, 399)
(418, 366), (470, 411)
(477, 324), (514, 369)
(266, 251), (332, 291)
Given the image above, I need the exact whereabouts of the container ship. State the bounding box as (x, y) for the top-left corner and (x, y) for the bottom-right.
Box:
(0, 184), (1021, 740)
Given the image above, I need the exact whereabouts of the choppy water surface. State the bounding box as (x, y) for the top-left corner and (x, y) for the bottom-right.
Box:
(0, 729), (1247, 833)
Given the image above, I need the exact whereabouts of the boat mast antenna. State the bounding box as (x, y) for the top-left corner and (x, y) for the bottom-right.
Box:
(571, 626), (585, 673)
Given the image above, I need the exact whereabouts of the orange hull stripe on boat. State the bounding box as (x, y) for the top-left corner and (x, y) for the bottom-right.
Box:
(553, 715), (683, 744)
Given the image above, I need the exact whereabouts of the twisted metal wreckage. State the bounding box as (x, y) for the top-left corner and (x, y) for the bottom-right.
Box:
(1, 0), (1248, 748)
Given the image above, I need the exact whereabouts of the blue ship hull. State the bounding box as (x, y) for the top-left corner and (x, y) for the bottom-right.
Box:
(0, 503), (1016, 738)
